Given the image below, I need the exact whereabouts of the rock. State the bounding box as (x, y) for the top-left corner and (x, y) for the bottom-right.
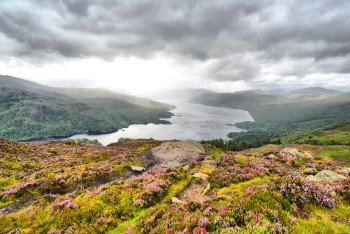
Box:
(303, 168), (318, 175)
(152, 140), (206, 164)
(340, 167), (350, 174)
(201, 183), (211, 196)
(281, 148), (301, 156)
(182, 165), (190, 171)
(315, 170), (347, 182)
(266, 154), (275, 159)
(192, 172), (209, 181)
(304, 152), (313, 160)
(280, 148), (313, 160)
(130, 165), (146, 172)
(203, 160), (216, 169)
(171, 197), (184, 204)
(306, 175), (322, 182)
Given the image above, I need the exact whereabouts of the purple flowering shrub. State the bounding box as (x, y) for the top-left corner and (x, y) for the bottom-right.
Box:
(0, 138), (161, 203)
(334, 179), (350, 202)
(216, 154), (237, 167)
(1, 166), (186, 233)
(210, 157), (287, 188)
(137, 191), (294, 233)
(271, 174), (336, 208)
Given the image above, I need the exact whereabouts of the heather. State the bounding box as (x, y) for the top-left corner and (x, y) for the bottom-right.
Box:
(210, 155), (287, 188)
(1, 124), (350, 233)
(0, 138), (161, 205)
(1, 167), (187, 233)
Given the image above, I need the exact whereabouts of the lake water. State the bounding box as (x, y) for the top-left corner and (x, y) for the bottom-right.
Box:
(67, 101), (254, 145)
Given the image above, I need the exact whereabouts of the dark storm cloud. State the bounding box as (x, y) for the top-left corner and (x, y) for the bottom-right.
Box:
(0, 0), (350, 81)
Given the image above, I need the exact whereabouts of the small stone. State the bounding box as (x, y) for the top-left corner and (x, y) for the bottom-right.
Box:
(201, 183), (211, 196)
(341, 167), (350, 174)
(315, 170), (347, 182)
(182, 165), (190, 171)
(266, 154), (275, 159)
(130, 165), (146, 172)
(192, 172), (209, 180)
(303, 168), (318, 175)
(203, 160), (216, 169)
(304, 152), (313, 160)
(171, 197), (184, 204)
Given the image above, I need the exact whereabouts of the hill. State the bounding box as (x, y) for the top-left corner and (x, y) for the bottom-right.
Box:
(190, 88), (350, 142)
(190, 87), (342, 109)
(0, 75), (174, 140)
(1, 122), (350, 233)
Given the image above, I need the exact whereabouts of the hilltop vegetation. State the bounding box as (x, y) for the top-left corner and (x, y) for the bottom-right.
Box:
(1, 122), (350, 233)
(190, 88), (350, 143)
(0, 75), (173, 141)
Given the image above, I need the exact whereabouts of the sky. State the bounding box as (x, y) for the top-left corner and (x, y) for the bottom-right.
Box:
(0, 0), (350, 95)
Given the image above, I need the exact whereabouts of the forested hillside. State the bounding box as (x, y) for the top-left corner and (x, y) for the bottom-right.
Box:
(190, 88), (350, 143)
(0, 75), (173, 140)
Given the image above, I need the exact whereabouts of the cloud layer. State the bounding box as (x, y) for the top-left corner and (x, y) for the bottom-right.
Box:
(0, 0), (349, 91)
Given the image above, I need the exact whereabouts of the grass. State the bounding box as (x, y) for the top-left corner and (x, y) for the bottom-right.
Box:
(318, 147), (350, 159)
(109, 175), (192, 234)
(216, 175), (270, 198)
(108, 210), (146, 234)
(292, 203), (350, 234)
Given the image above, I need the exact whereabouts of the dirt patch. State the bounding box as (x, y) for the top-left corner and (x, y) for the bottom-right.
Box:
(0, 197), (36, 215)
(177, 179), (211, 203)
(136, 148), (159, 169)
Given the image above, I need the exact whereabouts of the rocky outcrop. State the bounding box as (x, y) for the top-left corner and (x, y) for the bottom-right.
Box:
(151, 140), (207, 166)
(314, 170), (347, 182)
(280, 148), (313, 160)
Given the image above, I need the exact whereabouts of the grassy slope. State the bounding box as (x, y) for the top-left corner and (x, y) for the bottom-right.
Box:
(1, 122), (350, 233)
(0, 75), (173, 140)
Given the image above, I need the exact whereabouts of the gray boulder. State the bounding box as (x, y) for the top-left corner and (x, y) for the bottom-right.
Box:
(315, 170), (347, 182)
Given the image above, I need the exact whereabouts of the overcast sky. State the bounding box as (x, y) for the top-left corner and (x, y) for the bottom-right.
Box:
(0, 0), (350, 95)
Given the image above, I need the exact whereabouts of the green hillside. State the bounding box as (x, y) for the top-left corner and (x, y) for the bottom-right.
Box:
(190, 88), (350, 143)
(0, 76), (173, 140)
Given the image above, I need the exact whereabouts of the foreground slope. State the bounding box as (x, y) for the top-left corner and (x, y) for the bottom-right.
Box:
(0, 75), (173, 140)
(1, 122), (350, 233)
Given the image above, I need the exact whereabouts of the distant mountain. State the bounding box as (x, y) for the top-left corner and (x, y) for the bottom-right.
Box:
(283, 87), (342, 102)
(190, 87), (342, 109)
(145, 88), (216, 101)
(190, 87), (350, 142)
(190, 90), (286, 109)
(0, 75), (173, 140)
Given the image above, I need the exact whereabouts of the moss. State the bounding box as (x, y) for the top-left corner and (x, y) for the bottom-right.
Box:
(217, 176), (270, 198)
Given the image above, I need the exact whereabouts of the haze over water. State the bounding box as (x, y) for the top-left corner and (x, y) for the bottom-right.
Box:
(68, 101), (254, 145)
